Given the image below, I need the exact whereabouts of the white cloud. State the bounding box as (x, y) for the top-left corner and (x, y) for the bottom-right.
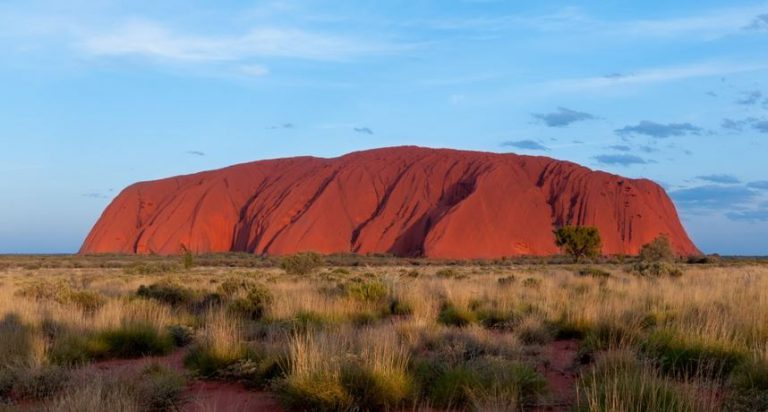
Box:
(239, 64), (270, 77)
(542, 61), (768, 93)
(420, 5), (767, 40)
(79, 20), (411, 62)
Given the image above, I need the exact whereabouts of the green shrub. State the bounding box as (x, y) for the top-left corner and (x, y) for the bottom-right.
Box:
(416, 357), (546, 408)
(437, 303), (476, 327)
(167, 324), (195, 347)
(135, 363), (186, 411)
(435, 268), (463, 279)
(639, 235), (676, 262)
(522, 277), (541, 288)
(123, 262), (178, 275)
(221, 356), (283, 388)
(14, 281), (105, 312)
(340, 363), (414, 410)
(136, 281), (196, 306)
(497, 276), (516, 286)
(280, 252), (323, 275)
(731, 357), (768, 391)
(632, 261), (684, 277)
(185, 346), (238, 377)
(578, 352), (701, 412)
(181, 248), (195, 270)
(89, 323), (174, 360)
(68, 290), (106, 312)
(217, 277), (254, 297)
(641, 330), (746, 378)
(227, 284), (273, 320)
(345, 280), (388, 303)
(6, 365), (69, 400)
(554, 226), (602, 261)
(577, 267), (611, 278)
(51, 323), (173, 364)
(278, 373), (353, 412)
(388, 298), (413, 316)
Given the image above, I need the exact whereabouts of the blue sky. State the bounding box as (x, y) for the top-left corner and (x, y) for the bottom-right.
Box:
(1, 0), (767, 255)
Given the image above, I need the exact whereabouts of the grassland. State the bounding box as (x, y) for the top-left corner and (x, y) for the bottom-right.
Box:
(0, 254), (766, 411)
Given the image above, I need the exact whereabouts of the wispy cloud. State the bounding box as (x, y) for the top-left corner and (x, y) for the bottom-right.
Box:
(501, 140), (549, 151)
(80, 20), (412, 62)
(543, 61), (768, 93)
(736, 89), (762, 105)
(353, 127), (374, 135)
(616, 121), (702, 138)
(608, 145), (632, 152)
(421, 5), (767, 40)
(82, 192), (108, 199)
(747, 181), (768, 190)
(727, 208), (768, 221)
(532, 107), (595, 127)
(186, 150), (205, 156)
(593, 154), (646, 166)
(238, 64), (270, 77)
(745, 13), (768, 30)
(267, 123), (295, 130)
(755, 120), (768, 133)
(697, 174), (740, 184)
(671, 185), (757, 209)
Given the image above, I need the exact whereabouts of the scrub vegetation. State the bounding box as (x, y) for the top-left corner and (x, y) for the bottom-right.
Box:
(0, 252), (765, 411)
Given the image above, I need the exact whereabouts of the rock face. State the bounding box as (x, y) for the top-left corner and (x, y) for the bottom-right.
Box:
(81, 146), (698, 258)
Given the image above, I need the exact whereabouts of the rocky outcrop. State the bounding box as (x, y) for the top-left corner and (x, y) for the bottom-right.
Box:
(80, 146), (698, 258)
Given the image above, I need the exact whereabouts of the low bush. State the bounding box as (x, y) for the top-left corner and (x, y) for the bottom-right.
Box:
(134, 363), (187, 411)
(632, 261), (684, 277)
(577, 267), (611, 278)
(15, 281), (105, 312)
(167, 324), (195, 347)
(50, 323), (174, 364)
(136, 281), (197, 307)
(437, 303), (476, 327)
(340, 362), (414, 410)
(522, 277), (541, 288)
(221, 355), (283, 388)
(281, 253), (323, 275)
(435, 268), (464, 279)
(345, 280), (388, 303)
(89, 323), (175, 360)
(123, 262), (178, 275)
(415, 356), (546, 408)
(497, 275), (516, 286)
(227, 284), (273, 320)
(3, 365), (69, 401)
(641, 330), (746, 379)
(387, 298), (413, 316)
(578, 352), (703, 412)
(278, 372), (353, 412)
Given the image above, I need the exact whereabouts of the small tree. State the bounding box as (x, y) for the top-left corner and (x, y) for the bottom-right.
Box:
(554, 226), (602, 262)
(180, 244), (195, 270)
(639, 234), (675, 262)
(633, 234), (682, 277)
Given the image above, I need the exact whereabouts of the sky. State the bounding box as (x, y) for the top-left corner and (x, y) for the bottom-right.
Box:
(1, 0), (767, 255)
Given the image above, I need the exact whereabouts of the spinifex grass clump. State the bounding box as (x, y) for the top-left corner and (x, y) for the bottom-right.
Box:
(578, 351), (716, 412)
(413, 355), (546, 408)
(278, 328), (413, 411)
(640, 330), (746, 379)
(50, 322), (174, 364)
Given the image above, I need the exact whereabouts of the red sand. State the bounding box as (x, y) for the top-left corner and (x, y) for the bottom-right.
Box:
(83, 350), (283, 412)
(537, 339), (581, 411)
(81, 146), (698, 258)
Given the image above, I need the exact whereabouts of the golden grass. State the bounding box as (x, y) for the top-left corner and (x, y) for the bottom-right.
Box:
(0, 258), (766, 410)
